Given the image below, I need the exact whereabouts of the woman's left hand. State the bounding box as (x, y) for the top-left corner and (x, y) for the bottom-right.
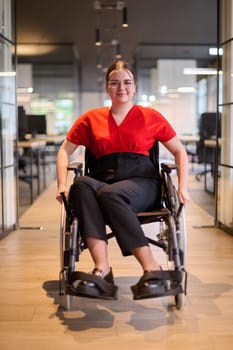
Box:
(177, 187), (190, 205)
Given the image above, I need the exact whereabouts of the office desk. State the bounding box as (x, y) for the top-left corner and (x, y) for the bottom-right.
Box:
(34, 134), (65, 145)
(204, 139), (219, 148)
(35, 135), (65, 187)
(35, 135), (65, 160)
(44, 135), (65, 145)
(18, 140), (46, 203)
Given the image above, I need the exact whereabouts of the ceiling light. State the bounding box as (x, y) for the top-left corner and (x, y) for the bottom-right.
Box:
(160, 85), (167, 94)
(122, 7), (128, 27)
(177, 87), (197, 93)
(116, 43), (122, 59)
(17, 44), (55, 56)
(149, 95), (156, 102)
(0, 71), (16, 77)
(95, 28), (102, 46)
(183, 67), (220, 75)
(209, 47), (223, 56)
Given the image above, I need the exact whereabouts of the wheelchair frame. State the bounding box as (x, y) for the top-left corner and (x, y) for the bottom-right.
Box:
(59, 144), (187, 310)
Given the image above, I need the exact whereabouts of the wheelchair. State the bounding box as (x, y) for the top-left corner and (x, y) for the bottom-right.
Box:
(59, 142), (188, 310)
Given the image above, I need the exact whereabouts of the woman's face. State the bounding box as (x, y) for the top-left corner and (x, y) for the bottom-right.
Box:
(106, 68), (136, 105)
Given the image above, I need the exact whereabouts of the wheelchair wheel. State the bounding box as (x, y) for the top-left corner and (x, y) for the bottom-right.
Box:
(59, 203), (67, 281)
(174, 187), (187, 268)
(174, 188), (187, 310)
(59, 203), (70, 308)
(59, 203), (79, 309)
(166, 192), (187, 310)
(163, 170), (187, 264)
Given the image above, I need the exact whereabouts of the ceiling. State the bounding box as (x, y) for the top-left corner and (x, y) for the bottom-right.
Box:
(16, 0), (218, 92)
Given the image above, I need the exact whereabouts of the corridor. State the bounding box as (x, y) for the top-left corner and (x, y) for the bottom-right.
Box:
(0, 167), (232, 350)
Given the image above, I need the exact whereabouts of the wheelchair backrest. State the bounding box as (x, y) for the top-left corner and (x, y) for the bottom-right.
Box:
(148, 141), (160, 177)
(84, 141), (160, 177)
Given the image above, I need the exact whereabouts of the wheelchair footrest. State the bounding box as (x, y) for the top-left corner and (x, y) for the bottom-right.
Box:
(131, 269), (184, 300)
(65, 270), (118, 300)
(59, 268), (187, 301)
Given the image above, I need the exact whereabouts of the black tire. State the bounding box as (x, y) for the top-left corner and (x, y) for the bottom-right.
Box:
(174, 187), (187, 268)
(166, 194), (187, 310)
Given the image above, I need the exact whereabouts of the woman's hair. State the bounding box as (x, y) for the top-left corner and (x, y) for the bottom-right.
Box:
(105, 60), (136, 83)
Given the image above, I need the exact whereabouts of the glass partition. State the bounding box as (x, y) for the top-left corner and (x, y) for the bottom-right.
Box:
(135, 45), (219, 139)
(0, 0), (17, 235)
(217, 0), (233, 234)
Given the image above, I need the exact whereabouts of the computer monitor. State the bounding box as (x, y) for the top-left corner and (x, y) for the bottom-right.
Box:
(18, 106), (28, 140)
(27, 114), (47, 136)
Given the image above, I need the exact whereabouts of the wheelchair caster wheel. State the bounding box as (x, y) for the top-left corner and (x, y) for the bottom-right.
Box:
(62, 294), (72, 310)
(175, 293), (185, 310)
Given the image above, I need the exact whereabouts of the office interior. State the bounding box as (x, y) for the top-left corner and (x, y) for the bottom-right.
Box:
(0, 1), (232, 349)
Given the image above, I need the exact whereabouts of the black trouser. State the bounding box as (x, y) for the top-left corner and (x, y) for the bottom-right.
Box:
(71, 175), (161, 256)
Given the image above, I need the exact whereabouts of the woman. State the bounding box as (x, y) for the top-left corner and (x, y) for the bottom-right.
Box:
(56, 60), (189, 300)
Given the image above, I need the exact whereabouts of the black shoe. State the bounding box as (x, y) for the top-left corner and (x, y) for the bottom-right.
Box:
(131, 270), (167, 300)
(71, 268), (118, 300)
(131, 270), (183, 300)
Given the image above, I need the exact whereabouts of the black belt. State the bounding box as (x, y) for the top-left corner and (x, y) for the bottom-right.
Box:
(88, 152), (157, 183)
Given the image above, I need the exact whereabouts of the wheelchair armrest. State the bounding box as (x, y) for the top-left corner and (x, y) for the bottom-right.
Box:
(161, 162), (178, 173)
(67, 162), (83, 175)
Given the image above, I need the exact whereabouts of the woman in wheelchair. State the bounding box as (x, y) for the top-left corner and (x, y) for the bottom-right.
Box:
(56, 60), (189, 301)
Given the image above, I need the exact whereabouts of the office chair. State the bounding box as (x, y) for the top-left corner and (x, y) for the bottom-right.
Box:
(195, 112), (221, 183)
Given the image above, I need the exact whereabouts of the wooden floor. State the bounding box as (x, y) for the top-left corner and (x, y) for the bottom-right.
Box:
(0, 166), (232, 350)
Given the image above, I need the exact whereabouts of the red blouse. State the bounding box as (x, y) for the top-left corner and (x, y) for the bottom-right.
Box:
(67, 105), (176, 159)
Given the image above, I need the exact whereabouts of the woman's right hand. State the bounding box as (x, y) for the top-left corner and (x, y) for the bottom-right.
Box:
(56, 184), (69, 204)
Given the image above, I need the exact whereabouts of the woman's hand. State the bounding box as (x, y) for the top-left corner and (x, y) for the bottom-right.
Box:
(56, 184), (69, 204)
(177, 187), (190, 206)
(56, 139), (78, 204)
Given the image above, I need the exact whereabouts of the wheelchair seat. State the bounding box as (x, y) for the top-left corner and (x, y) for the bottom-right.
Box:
(59, 142), (188, 309)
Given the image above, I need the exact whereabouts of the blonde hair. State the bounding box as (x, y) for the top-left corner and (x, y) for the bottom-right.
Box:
(105, 60), (136, 83)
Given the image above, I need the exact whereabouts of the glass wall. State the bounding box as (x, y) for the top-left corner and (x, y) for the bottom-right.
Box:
(135, 46), (219, 140)
(0, 0), (17, 235)
(217, 0), (233, 233)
